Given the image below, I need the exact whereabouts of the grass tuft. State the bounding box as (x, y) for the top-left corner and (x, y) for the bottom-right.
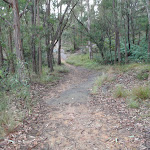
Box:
(126, 99), (140, 109)
(92, 72), (115, 94)
(31, 65), (69, 84)
(136, 70), (149, 80)
(66, 54), (110, 71)
(54, 65), (69, 73)
(113, 84), (128, 98)
(131, 86), (150, 100)
(92, 85), (99, 94)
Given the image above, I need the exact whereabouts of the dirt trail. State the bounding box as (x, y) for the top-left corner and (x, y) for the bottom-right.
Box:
(34, 64), (145, 150)
(45, 64), (100, 106)
(2, 59), (148, 150)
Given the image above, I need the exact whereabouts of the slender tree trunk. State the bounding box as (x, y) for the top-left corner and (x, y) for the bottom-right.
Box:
(117, 30), (121, 64)
(45, 3), (50, 68)
(108, 36), (113, 64)
(0, 26), (3, 68)
(80, 0), (83, 48)
(138, 31), (141, 45)
(146, 0), (150, 61)
(87, 0), (93, 59)
(13, 0), (24, 61)
(12, 0), (25, 81)
(113, 0), (117, 64)
(127, 1), (131, 50)
(124, 19), (128, 64)
(73, 26), (76, 51)
(148, 25), (150, 61)
(131, 10), (135, 44)
(31, 0), (37, 73)
(47, 0), (54, 72)
(146, 24), (148, 40)
(46, 0), (52, 69)
(58, 2), (62, 65)
(8, 28), (15, 73)
(37, 0), (42, 74)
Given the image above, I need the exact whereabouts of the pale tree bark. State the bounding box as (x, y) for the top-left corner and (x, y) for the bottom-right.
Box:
(86, 0), (93, 59)
(126, 0), (131, 50)
(124, 19), (128, 64)
(12, 0), (25, 81)
(146, 0), (150, 61)
(31, 0), (37, 73)
(2, 0), (27, 81)
(58, 1), (62, 65)
(46, 0), (51, 68)
(80, 0), (83, 48)
(48, 0), (73, 72)
(8, 27), (15, 73)
(0, 26), (3, 68)
(113, 0), (121, 64)
(37, 0), (42, 74)
(12, 0), (24, 61)
(47, 0), (54, 72)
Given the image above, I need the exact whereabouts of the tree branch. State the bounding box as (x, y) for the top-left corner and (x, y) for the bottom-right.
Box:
(0, 16), (12, 27)
(19, 0), (31, 18)
(2, 0), (12, 6)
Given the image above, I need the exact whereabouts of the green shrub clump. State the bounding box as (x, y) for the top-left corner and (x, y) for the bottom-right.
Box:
(131, 86), (150, 100)
(136, 70), (149, 80)
(113, 84), (128, 98)
(126, 99), (140, 109)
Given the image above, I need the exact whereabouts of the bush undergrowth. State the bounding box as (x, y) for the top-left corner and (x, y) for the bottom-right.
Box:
(113, 84), (128, 98)
(131, 86), (150, 100)
(66, 54), (110, 71)
(31, 65), (69, 84)
(0, 71), (30, 139)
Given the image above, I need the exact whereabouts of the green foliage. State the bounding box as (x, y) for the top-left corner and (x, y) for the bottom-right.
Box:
(92, 71), (115, 94)
(31, 65), (69, 84)
(54, 65), (69, 73)
(126, 99), (140, 109)
(66, 54), (111, 71)
(131, 86), (150, 100)
(92, 85), (98, 94)
(0, 70), (30, 138)
(113, 84), (128, 98)
(136, 70), (149, 80)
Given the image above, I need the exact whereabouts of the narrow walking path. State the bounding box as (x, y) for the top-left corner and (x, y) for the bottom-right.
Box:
(33, 64), (145, 150)
(2, 62), (147, 150)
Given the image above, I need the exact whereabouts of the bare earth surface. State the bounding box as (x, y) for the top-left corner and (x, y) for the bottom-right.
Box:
(1, 63), (149, 150)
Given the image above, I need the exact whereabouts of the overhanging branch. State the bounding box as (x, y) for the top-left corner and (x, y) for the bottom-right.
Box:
(0, 16), (13, 27)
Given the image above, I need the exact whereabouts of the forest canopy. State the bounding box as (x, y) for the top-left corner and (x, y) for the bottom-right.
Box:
(0, 0), (150, 78)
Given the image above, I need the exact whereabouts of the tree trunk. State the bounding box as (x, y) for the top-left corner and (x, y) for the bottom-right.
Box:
(58, 2), (62, 65)
(12, 0), (25, 81)
(131, 18), (135, 44)
(58, 37), (61, 65)
(113, 0), (117, 64)
(46, 0), (52, 69)
(31, 0), (37, 73)
(80, 0), (83, 48)
(146, 0), (150, 61)
(124, 19), (128, 64)
(37, 0), (42, 74)
(108, 36), (113, 64)
(47, 0), (54, 72)
(0, 26), (3, 68)
(138, 31), (141, 45)
(86, 0), (93, 59)
(117, 30), (121, 64)
(8, 27), (15, 73)
(127, 1), (131, 50)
